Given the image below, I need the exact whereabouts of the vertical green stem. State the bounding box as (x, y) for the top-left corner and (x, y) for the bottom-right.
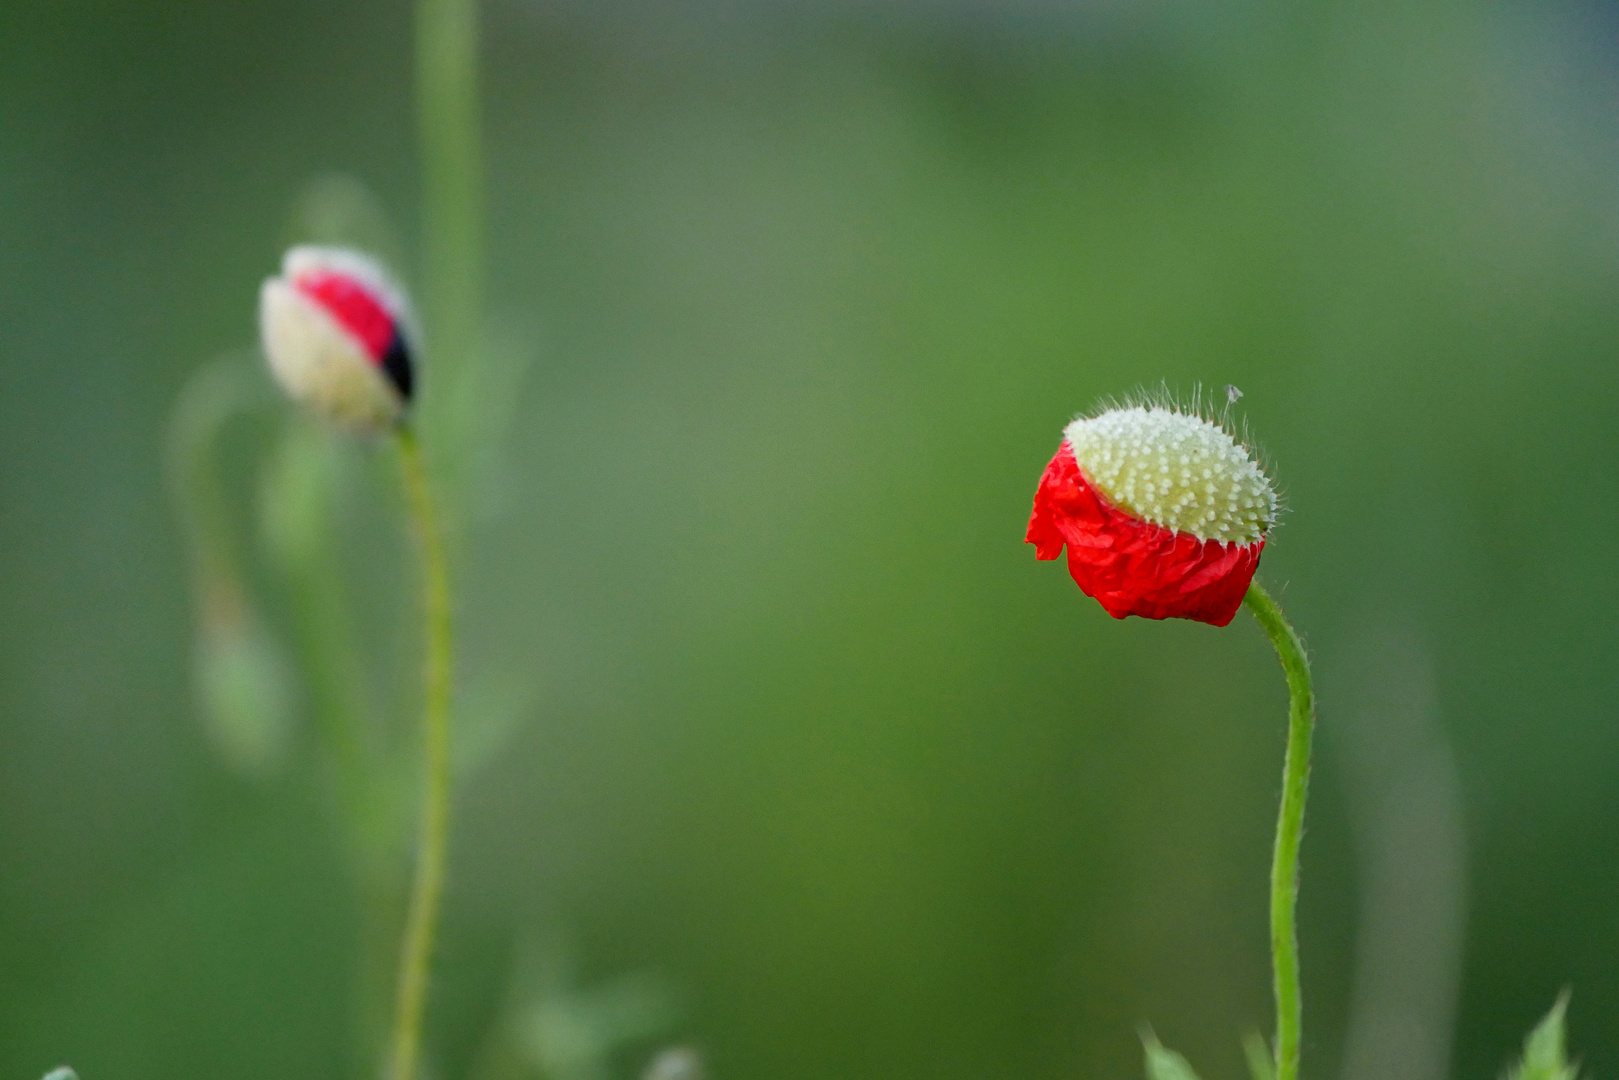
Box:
(415, 0), (484, 376)
(387, 425), (454, 1080)
(393, 0), (480, 1072)
(1242, 582), (1315, 1080)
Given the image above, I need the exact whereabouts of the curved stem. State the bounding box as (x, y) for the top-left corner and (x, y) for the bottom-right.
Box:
(387, 425), (455, 1080)
(165, 359), (262, 635)
(1242, 581), (1315, 1080)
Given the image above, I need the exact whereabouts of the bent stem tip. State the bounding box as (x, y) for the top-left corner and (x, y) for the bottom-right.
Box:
(1242, 581), (1315, 1080)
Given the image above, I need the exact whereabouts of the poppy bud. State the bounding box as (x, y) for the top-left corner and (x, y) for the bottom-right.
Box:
(1026, 404), (1278, 627)
(259, 246), (416, 431)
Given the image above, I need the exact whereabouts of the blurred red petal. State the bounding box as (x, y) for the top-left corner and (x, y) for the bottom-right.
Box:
(1026, 441), (1263, 627)
(292, 269), (397, 364)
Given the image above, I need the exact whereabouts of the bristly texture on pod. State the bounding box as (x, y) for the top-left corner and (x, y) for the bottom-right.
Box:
(1026, 403), (1279, 626)
(259, 245), (416, 432)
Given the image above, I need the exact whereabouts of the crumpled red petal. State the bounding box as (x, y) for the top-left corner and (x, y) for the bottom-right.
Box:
(1026, 441), (1263, 627)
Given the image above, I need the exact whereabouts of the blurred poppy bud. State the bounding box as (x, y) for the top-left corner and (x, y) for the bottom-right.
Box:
(1026, 404), (1278, 627)
(643, 1048), (704, 1080)
(259, 246), (415, 431)
(194, 608), (295, 778)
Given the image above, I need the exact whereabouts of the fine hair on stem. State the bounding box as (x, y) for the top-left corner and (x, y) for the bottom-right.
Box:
(386, 425), (455, 1080)
(1243, 582), (1316, 1080)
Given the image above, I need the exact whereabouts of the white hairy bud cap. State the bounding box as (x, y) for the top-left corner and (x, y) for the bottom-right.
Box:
(259, 246), (415, 432)
(1064, 406), (1278, 544)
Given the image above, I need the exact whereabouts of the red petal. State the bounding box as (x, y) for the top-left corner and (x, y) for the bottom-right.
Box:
(1025, 441), (1263, 627)
(292, 270), (397, 364)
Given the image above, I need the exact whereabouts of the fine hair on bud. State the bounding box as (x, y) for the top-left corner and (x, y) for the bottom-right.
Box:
(1071, 384), (1283, 543)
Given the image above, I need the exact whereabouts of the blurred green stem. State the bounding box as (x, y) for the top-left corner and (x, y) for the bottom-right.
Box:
(416, 0), (483, 375)
(1242, 582), (1314, 1080)
(260, 425), (374, 839)
(387, 426), (454, 1080)
(167, 361), (259, 636)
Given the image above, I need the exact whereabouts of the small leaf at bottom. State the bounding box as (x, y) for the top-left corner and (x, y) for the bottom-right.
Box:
(1141, 1030), (1203, 1080)
(1506, 991), (1578, 1080)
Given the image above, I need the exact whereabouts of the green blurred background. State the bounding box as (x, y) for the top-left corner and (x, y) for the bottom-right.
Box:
(4, 1), (1619, 1078)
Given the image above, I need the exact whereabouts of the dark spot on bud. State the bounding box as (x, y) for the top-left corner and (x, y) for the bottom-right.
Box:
(382, 329), (414, 401)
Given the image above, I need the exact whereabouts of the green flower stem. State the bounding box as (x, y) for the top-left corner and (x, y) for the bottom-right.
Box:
(1242, 582), (1315, 1080)
(415, 0), (483, 375)
(392, 0), (480, 1071)
(387, 425), (454, 1080)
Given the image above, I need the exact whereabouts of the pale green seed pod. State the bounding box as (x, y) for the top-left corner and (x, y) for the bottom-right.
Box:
(1064, 405), (1278, 544)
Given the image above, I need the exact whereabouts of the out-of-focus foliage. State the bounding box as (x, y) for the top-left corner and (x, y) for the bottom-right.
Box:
(1506, 995), (1580, 1080)
(167, 358), (298, 778)
(1243, 1032), (1276, 1080)
(640, 1046), (702, 1080)
(1144, 1032), (1204, 1080)
(4, 2), (1619, 1080)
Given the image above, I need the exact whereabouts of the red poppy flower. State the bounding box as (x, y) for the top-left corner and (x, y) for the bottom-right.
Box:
(1027, 406), (1276, 627)
(259, 246), (415, 431)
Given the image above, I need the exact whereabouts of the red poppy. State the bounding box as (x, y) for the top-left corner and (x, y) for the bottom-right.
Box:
(1026, 408), (1274, 627)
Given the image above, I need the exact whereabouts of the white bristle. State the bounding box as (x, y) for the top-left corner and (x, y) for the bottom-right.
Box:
(1064, 406), (1277, 544)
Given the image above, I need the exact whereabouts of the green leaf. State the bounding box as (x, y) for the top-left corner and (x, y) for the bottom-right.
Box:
(1243, 1032), (1276, 1080)
(1141, 1030), (1202, 1080)
(1506, 992), (1579, 1080)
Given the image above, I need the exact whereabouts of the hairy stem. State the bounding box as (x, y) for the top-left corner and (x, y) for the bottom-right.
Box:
(1243, 581), (1315, 1080)
(387, 425), (454, 1080)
